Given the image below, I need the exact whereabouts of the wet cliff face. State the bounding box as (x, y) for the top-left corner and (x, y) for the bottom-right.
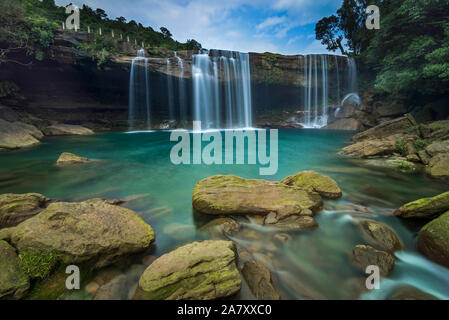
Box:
(0, 30), (352, 130)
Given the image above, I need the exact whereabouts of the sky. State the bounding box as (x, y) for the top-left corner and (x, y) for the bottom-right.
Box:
(55, 0), (344, 55)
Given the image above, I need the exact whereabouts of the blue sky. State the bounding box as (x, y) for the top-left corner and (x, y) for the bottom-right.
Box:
(55, 0), (344, 55)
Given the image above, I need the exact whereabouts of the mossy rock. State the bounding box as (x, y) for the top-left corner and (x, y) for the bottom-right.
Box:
(354, 219), (403, 253)
(56, 152), (91, 166)
(192, 175), (323, 218)
(0, 240), (30, 299)
(394, 191), (449, 219)
(352, 245), (395, 277)
(418, 211), (449, 268)
(4, 199), (155, 269)
(137, 240), (241, 300)
(0, 193), (48, 228)
(281, 170), (342, 199)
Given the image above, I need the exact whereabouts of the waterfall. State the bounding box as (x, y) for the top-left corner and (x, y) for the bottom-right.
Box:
(192, 50), (252, 130)
(166, 58), (175, 120)
(174, 52), (187, 125)
(128, 49), (151, 129)
(301, 54), (359, 128)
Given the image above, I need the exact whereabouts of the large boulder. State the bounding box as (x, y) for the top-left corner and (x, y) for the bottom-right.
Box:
(0, 193), (48, 228)
(425, 140), (449, 157)
(0, 119), (43, 150)
(192, 175), (323, 217)
(241, 260), (280, 300)
(1, 199), (155, 269)
(324, 118), (364, 131)
(418, 211), (449, 268)
(427, 153), (449, 181)
(354, 219), (402, 252)
(339, 137), (398, 158)
(56, 152), (91, 166)
(352, 245), (395, 277)
(350, 114), (416, 143)
(137, 240), (241, 300)
(394, 191), (449, 219)
(43, 124), (94, 136)
(0, 240), (30, 299)
(281, 170), (342, 199)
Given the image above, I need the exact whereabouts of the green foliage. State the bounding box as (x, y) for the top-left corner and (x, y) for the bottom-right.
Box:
(316, 0), (449, 108)
(397, 160), (413, 173)
(414, 139), (429, 150)
(396, 140), (407, 156)
(19, 251), (60, 280)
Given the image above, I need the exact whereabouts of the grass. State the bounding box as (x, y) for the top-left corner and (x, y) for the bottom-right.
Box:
(396, 140), (407, 156)
(19, 251), (60, 280)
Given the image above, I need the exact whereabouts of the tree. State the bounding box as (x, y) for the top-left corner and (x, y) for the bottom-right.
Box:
(315, 15), (347, 55)
(185, 39), (202, 51)
(95, 8), (107, 19)
(116, 16), (126, 24)
(160, 27), (172, 39)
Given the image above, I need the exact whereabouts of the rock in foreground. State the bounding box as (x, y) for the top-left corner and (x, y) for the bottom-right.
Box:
(354, 219), (402, 252)
(56, 152), (91, 165)
(137, 240), (241, 300)
(241, 260), (280, 300)
(394, 191), (449, 219)
(281, 170), (342, 199)
(0, 193), (48, 228)
(0, 240), (30, 299)
(352, 245), (395, 277)
(418, 211), (449, 268)
(2, 199), (155, 269)
(193, 175), (322, 217)
(0, 119), (43, 151)
(43, 124), (94, 136)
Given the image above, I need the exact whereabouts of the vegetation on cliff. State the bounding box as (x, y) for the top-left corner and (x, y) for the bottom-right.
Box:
(316, 0), (449, 105)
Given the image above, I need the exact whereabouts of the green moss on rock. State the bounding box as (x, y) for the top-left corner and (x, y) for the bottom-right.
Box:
(418, 211), (449, 268)
(0, 240), (30, 299)
(281, 170), (342, 199)
(394, 191), (449, 219)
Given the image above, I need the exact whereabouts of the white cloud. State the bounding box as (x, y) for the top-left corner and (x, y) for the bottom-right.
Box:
(256, 16), (286, 30)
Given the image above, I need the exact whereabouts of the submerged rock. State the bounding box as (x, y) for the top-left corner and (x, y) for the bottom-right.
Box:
(418, 211), (449, 268)
(199, 217), (241, 238)
(394, 191), (449, 219)
(137, 240), (241, 300)
(2, 199), (155, 269)
(352, 245), (395, 277)
(357, 158), (421, 173)
(0, 193), (48, 228)
(387, 285), (439, 300)
(0, 119), (43, 151)
(281, 170), (342, 199)
(193, 175), (323, 217)
(0, 240), (30, 299)
(56, 152), (92, 165)
(354, 219), (403, 253)
(43, 124), (94, 136)
(241, 260), (280, 300)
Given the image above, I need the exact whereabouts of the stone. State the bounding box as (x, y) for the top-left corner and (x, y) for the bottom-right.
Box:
(0, 119), (43, 150)
(339, 137), (398, 158)
(281, 170), (342, 199)
(375, 102), (407, 117)
(324, 118), (364, 131)
(0, 240), (30, 299)
(418, 211), (449, 268)
(56, 152), (91, 165)
(352, 245), (395, 277)
(387, 285), (439, 300)
(357, 158), (420, 173)
(350, 114), (416, 143)
(199, 217), (241, 237)
(4, 199), (155, 269)
(241, 260), (280, 300)
(94, 275), (128, 300)
(0, 193), (48, 228)
(137, 240), (241, 300)
(43, 124), (94, 136)
(193, 175), (323, 218)
(425, 140), (449, 157)
(354, 219), (402, 252)
(394, 191), (449, 219)
(427, 153), (449, 181)
(85, 281), (100, 296)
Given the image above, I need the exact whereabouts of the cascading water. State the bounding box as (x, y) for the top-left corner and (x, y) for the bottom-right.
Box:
(166, 58), (175, 120)
(301, 54), (359, 128)
(128, 49), (151, 129)
(192, 50), (252, 130)
(174, 52), (187, 125)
